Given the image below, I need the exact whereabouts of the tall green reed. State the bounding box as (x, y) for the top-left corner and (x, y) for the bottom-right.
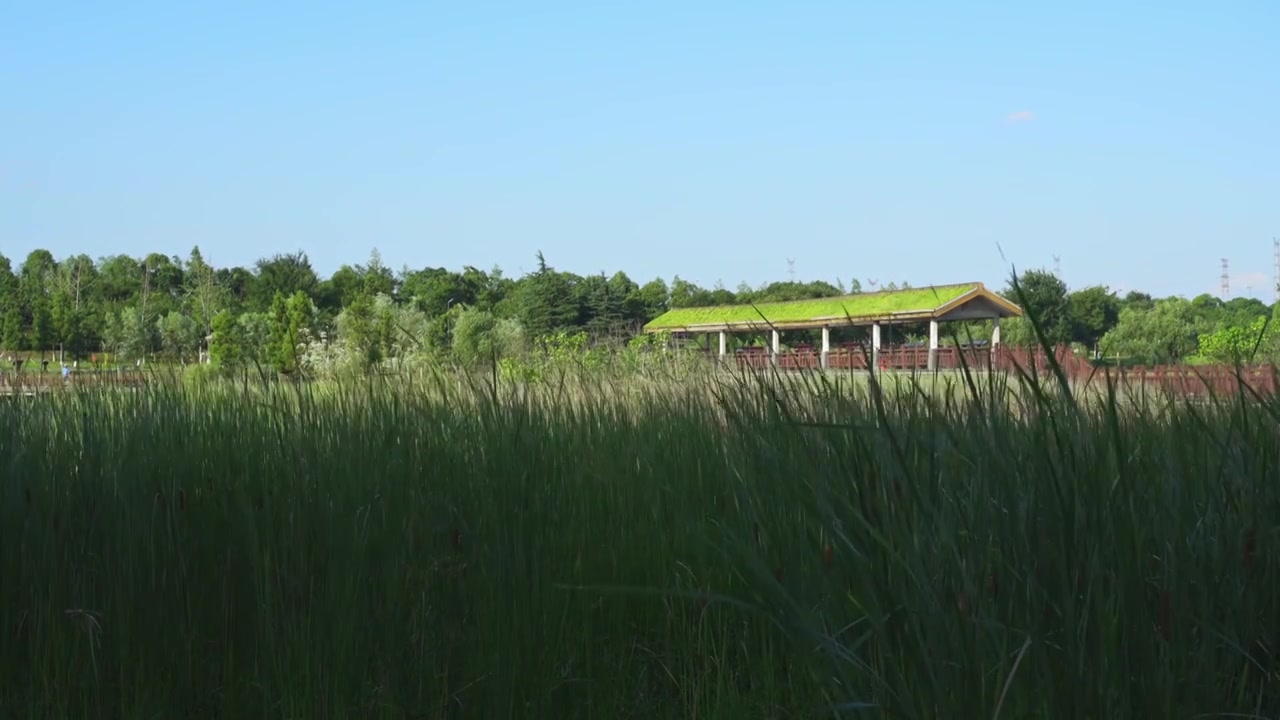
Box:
(0, 360), (1276, 718)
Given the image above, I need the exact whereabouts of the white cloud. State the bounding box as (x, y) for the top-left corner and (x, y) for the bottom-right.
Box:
(1005, 110), (1034, 123)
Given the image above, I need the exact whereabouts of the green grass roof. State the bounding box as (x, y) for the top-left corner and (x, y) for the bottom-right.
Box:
(644, 283), (980, 331)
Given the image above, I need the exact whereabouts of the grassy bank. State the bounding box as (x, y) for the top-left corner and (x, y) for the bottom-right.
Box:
(1, 367), (1277, 718)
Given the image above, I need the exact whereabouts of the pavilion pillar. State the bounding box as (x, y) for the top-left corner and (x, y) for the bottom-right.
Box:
(820, 327), (830, 369)
(770, 329), (780, 365)
(990, 318), (1001, 367)
(871, 323), (881, 369)
(928, 320), (940, 371)
(718, 330), (728, 360)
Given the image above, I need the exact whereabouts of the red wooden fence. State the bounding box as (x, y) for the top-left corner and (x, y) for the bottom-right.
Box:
(1084, 364), (1278, 397)
(0, 371), (149, 392)
(727, 344), (1088, 374)
(717, 344), (1278, 397)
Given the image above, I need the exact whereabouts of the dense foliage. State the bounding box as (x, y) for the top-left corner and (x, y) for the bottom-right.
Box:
(2, 369), (1278, 717)
(1, 249), (1277, 373)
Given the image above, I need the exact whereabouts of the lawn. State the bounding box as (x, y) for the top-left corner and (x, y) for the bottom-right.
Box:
(1, 366), (1276, 718)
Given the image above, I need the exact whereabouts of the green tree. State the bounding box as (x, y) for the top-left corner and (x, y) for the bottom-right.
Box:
(635, 278), (669, 321)
(28, 294), (53, 357)
(267, 291), (290, 372)
(669, 276), (713, 308)
(103, 307), (156, 363)
(451, 307), (525, 368)
(19, 249), (56, 289)
(158, 311), (200, 362)
(341, 292), (382, 367)
(401, 266), (479, 317)
(215, 266), (258, 314)
(184, 246), (226, 350)
(50, 287), (84, 359)
(252, 252), (318, 312)
(1219, 296), (1270, 329)
(53, 254), (98, 355)
(1004, 269), (1071, 346)
(580, 273), (623, 337)
(357, 248), (397, 298)
(510, 252), (579, 338)
(278, 291), (315, 374)
(94, 254), (143, 319)
(1098, 298), (1199, 365)
(1122, 291), (1155, 313)
(237, 312), (274, 367)
(314, 264), (364, 314)
(208, 309), (244, 368)
(0, 306), (20, 352)
(1067, 285), (1121, 351)
(0, 255), (20, 351)
(140, 253), (185, 318)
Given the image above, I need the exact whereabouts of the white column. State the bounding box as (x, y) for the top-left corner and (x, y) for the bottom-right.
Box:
(820, 327), (830, 369)
(872, 323), (882, 369)
(771, 329), (780, 365)
(718, 330), (727, 358)
(928, 320), (940, 371)
(990, 318), (1001, 369)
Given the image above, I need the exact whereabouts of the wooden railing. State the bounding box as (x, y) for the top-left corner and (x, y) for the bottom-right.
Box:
(0, 371), (149, 392)
(726, 345), (1084, 373)
(1087, 364), (1278, 396)
(713, 344), (1277, 396)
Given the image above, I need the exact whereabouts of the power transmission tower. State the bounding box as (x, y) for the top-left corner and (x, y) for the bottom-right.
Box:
(1221, 258), (1230, 299)
(786, 258), (796, 282)
(1052, 255), (1062, 279)
(1273, 238), (1279, 304)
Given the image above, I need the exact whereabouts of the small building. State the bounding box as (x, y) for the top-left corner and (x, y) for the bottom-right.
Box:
(642, 282), (1023, 371)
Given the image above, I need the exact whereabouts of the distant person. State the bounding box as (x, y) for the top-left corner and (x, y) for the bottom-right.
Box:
(61, 364), (71, 380)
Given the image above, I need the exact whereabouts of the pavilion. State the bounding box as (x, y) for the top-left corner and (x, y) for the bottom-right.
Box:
(642, 282), (1023, 370)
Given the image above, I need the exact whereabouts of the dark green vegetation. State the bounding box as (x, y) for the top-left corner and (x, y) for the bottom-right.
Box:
(2, 365), (1278, 718)
(2, 247), (1279, 375)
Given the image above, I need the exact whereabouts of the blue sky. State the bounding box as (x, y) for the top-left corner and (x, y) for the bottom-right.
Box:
(2, 1), (1277, 300)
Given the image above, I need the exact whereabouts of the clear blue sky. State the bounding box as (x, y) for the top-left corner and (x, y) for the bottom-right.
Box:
(3, 1), (1277, 300)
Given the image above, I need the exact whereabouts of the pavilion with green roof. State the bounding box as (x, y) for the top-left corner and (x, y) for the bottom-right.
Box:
(642, 282), (1023, 370)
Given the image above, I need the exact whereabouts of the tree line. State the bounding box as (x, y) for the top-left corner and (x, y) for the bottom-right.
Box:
(1, 247), (1277, 373)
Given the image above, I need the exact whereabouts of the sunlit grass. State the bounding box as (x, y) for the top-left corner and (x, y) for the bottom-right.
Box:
(1, 360), (1277, 718)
